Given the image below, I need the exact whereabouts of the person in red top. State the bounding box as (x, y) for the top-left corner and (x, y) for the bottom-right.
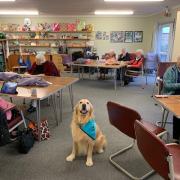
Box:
(127, 49), (144, 70)
(27, 53), (60, 112)
(28, 54), (60, 76)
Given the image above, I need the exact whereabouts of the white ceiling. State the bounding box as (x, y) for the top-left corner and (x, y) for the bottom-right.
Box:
(0, 0), (180, 16)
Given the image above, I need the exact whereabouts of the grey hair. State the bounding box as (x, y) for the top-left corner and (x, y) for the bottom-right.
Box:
(136, 49), (144, 55)
(36, 54), (46, 65)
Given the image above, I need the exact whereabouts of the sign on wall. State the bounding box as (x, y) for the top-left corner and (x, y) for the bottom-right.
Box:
(133, 31), (143, 43)
(96, 30), (143, 43)
(110, 31), (124, 43)
(95, 31), (109, 40)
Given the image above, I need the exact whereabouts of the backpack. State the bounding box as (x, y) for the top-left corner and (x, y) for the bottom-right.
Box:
(0, 109), (11, 146)
(18, 129), (35, 154)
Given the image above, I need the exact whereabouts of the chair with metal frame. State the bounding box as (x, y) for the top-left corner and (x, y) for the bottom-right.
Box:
(125, 55), (147, 86)
(134, 120), (180, 180)
(106, 101), (167, 180)
(152, 62), (176, 96)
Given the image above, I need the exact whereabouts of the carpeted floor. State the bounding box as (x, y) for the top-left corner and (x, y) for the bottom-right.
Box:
(0, 74), (171, 180)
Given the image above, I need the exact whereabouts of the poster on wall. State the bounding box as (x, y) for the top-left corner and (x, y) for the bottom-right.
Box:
(96, 31), (109, 40)
(95, 31), (103, 40)
(110, 31), (124, 43)
(124, 31), (133, 43)
(133, 31), (143, 43)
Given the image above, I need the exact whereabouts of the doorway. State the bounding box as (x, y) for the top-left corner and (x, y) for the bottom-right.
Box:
(157, 22), (174, 62)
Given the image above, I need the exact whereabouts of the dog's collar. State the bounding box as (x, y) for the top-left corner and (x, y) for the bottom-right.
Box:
(79, 119), (96, 140)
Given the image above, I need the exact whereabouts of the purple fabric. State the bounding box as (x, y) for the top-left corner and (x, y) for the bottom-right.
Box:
(61, 54), (72, 64)
(17, 77), (49, 87)
(0, 72), (20, 81)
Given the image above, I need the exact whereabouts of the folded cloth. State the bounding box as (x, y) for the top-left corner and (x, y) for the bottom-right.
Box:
(0, 72), (20, 81)
(16, 77), (49, 87)
(74, 58), (87, 64)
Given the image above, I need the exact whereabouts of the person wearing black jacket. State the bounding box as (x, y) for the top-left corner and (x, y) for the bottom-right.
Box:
(118, 48), (130, 61)
(117, 48), (130, 81)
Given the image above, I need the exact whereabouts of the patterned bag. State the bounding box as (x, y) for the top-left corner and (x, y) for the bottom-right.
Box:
(28, 119), (50, 141)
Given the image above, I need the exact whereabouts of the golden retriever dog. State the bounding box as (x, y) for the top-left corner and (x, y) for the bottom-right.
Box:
(66, 99), (107, 167)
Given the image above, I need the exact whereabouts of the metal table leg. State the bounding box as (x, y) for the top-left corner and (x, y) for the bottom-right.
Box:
(36, 100), (41, 141)
(89, 67), (91, 79)
(69, 85), (74, 110)
(82, 67), (84, 80)
(120, 67), (124, 86)
(51, 94), (58, 126)
(71, 64), (73, 76)
(77, 66), (80, 79)
(58, 90), (63, 123)
(114, 69), (117, 92)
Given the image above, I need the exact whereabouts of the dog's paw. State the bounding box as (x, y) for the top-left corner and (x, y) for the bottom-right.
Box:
(66, 154), (75, 162)
(97, 149), (104, 154)
(86, 160), (93, 167)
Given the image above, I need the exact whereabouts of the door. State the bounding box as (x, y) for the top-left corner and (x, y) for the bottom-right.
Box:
(157, 23), (174, 62)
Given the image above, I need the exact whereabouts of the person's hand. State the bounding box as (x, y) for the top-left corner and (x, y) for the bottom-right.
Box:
(127, 65), (132, 68)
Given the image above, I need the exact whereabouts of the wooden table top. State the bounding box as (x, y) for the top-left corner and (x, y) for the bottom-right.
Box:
(154, 95), (180, 118)
(0, 76), (79, 100)
(44, 76), (79, 87)
(71, 61), (127, 69)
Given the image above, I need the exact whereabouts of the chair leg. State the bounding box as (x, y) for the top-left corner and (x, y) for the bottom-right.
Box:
(20, 110), (27, 129)
(109, 140), (155, 180)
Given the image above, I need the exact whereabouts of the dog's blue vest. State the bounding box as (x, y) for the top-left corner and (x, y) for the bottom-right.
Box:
(80, 119), (96, 140)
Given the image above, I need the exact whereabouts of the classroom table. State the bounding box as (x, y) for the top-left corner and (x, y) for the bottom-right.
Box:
(70, 61), (127, 92)
(154, 95), (180, 128)
(0, 76), (78, 141)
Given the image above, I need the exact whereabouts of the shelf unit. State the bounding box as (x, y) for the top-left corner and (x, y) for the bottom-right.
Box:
(4, 30), (92, 54)
(0, 39), (7, 71)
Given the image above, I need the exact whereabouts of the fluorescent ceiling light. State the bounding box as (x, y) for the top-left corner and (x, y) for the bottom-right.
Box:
(95, 10), (134, 15)
(0, 10), (39, 15)
(0, 0), (16, 1)
(104, 0), (164, 2)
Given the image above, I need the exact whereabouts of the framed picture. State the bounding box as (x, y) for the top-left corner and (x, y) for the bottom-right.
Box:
(95, 31), (103, 40)
(110, 31), (124, 43)
(124, 31), (133, 43)
(134, 31), (143, 43)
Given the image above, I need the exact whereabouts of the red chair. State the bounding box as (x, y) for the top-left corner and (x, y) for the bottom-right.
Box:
(107, 101), (167, 179)
(125, 53), (147, 86)
(135, 120), (180, 180)
(153, 62), (176, 95)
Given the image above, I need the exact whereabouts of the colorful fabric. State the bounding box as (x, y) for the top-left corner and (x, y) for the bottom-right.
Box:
(80, 119), (96, 140)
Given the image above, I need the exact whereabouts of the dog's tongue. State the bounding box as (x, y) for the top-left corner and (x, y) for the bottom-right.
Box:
(81, 109), (87, 114)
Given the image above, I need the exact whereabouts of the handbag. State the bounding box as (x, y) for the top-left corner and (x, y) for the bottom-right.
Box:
(1, 81), (17, 94)
(28, 119), (50, 141)
(18, 129), (35, 154)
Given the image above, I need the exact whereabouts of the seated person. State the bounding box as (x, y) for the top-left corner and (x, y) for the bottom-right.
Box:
(163, 56), (180, 142)
(100, 50), (117, 79)
(117, 48), (130, 80)
(28, 54), (60, 76)
(127, 49), (144, 70)
(27, 54), (60, 113)
(118, 48), (130, 61)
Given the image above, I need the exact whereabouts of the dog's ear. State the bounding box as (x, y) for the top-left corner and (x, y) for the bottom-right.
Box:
(89, 102), (94, 117)
(73, 104), (79, 116)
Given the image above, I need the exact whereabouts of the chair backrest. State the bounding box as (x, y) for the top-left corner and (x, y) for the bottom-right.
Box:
(157, 62), (176, 78)
(134, 120), (171, 180)
(107, 101), (141, 139)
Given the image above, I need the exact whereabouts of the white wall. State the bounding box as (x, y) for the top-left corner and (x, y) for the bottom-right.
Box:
(0, 16), (154, 57)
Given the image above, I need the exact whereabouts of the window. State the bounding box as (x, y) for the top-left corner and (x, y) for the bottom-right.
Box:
(157, 23), (174, 62)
